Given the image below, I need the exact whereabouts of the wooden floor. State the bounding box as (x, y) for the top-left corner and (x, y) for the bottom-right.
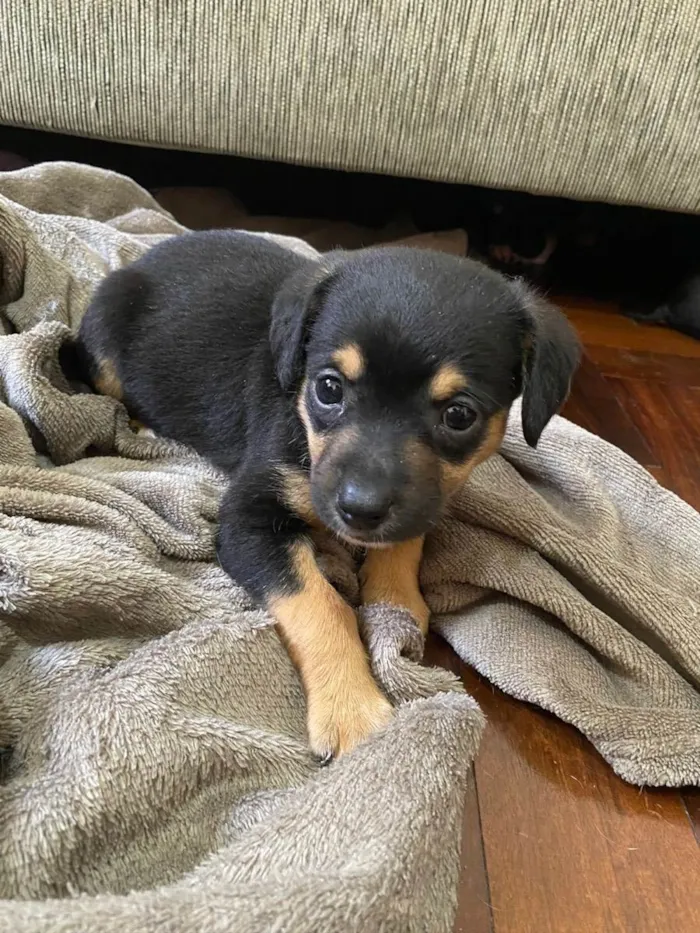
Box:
(426, 300), (700, 933)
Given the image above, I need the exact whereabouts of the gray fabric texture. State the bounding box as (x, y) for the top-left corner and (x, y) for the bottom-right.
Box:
(0, 162), (699, 931)
(1, 1), (700, 213)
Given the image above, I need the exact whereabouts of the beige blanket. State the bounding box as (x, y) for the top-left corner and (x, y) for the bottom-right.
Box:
(0, 163), (698, 933)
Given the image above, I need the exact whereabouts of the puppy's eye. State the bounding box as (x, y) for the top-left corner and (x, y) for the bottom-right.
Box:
(315, 373), (344, 407)
(442, 402), (477, 431)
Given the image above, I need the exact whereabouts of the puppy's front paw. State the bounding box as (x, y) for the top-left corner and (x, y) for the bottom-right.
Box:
(407, 592), (431, 637)
(307, 679), (393, 760)
(361, 591), (431, 640)
(359, 537), (430, 636)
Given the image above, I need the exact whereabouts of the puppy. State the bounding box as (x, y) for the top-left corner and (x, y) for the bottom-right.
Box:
(72, 230), (580, 758)
(634, 272), (700, 340)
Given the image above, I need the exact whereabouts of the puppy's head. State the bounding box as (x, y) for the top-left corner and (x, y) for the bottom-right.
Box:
(270, 247), (580, 546)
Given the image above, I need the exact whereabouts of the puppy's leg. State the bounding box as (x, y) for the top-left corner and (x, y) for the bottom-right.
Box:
(218, 481), (392, 759)
(272, 540), (394, 757)
(360, 536), (430, 636)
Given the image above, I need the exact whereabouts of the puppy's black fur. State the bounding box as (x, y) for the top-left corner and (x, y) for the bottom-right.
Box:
(72, 230), (580, 756)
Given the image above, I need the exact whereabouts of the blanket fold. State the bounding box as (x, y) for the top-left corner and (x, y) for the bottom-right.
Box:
(0, 162), (698, 932)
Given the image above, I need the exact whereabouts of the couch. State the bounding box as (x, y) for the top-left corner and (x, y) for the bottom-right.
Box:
(1, 1), (698, 213)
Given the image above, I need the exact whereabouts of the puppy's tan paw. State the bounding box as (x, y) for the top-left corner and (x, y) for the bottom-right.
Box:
(361, 587), (431, 639)
(359, 536), (430, 636)
(407, 592), (431, 637)
(307, 681), (393, 760)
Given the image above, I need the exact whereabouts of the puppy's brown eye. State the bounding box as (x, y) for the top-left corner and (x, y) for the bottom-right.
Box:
(442, 403), (476, 431)
(315, 373), (344, 407)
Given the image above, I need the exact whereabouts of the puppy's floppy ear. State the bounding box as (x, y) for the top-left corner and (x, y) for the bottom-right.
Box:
(511, 278), (581, 447)
(269, 255), (342, 391)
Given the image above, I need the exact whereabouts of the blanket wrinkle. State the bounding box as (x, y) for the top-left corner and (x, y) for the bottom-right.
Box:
(0, 162), (698, 933)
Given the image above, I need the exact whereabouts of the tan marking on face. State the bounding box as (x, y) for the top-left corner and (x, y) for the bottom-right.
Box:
(439, 409), (507, 497)
(475, 409), (508, 463)
(332, 342), (365, 381)
(429, 363), (467, 403)
(360, 536), (430, 636)
(312, 422), (360, 476)
(94, 359), (123, 400)
(270, 540), (393, 757)
(297, 378), (326, 465)
(276, 464), (323, 530)
(404, 436), (440, 486)
(326, 424), (360, 461)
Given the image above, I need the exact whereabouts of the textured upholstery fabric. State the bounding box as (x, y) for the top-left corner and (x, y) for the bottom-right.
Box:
(1, 1), (699, 212)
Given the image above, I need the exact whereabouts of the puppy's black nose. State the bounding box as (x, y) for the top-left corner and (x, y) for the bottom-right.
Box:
(337, 481), (392, 531)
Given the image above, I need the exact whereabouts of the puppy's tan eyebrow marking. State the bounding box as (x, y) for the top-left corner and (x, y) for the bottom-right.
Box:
(332, 343), (365, 381)
(429, 363), (467, 402)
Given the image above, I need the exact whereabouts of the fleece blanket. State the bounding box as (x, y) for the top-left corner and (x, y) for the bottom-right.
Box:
(0, 163), (699, 933)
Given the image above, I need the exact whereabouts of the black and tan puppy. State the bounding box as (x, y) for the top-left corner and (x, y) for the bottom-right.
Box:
(73, 230), (580, 758)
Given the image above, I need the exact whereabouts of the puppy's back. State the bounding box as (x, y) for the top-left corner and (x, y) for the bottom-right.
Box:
(75, 230), (310, 456)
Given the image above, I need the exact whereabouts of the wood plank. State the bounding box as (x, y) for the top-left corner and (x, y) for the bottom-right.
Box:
(647, 465), (670, 487)
(659, 383), (700, 461)
(585, 345), (700, 386)
(558, 304), (700, 358)
(607, 377), (700, 511)
(563, 356), (659, 467)
(552, 295), (621, 316)
(453, 652), (700, 933)
(425, 636), (493, 933)
(454, 772), (493, 933)
(684, 792), (700, 846)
